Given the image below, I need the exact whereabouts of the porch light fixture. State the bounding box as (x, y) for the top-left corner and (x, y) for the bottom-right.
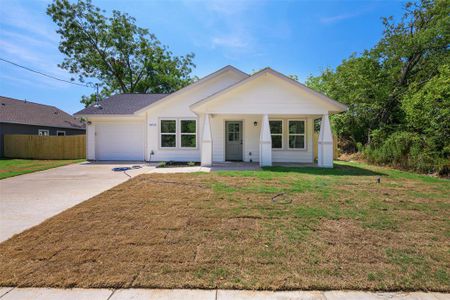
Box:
(253, 121), (258, 126)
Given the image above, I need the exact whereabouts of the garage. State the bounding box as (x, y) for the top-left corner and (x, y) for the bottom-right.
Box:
(95, 121), (144, 160)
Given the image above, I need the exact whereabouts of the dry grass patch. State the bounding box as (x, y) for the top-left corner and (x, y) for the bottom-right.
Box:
(0, 162), (449, 291)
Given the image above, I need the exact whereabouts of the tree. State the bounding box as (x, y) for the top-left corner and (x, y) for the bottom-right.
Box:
(373, 0), (450, 126)
(402, 64), (450, 155)
(47, 0), (196, 106)
(306, 0), (449, 172)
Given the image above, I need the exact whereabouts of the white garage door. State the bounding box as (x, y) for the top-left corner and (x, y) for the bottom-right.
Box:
(95, 121), (144, 160)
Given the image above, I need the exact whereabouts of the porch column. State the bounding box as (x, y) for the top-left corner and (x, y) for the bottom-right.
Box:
(259, 114), (272, 166)
(201, 113), (212, 166)
(318, 114), (333, 168)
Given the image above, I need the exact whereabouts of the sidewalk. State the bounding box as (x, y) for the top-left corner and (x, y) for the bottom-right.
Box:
(0, 288), (447, 300)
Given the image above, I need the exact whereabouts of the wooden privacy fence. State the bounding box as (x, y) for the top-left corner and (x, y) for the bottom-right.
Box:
(4, 134), (86, 159)
(313, 132), (338, 160)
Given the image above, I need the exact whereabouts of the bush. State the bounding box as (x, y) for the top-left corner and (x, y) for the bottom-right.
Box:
(364, 131), (449, 175)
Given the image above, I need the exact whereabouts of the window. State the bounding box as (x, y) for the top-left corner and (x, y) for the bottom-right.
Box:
(288, 120), (305, 149)
(160, 120), (176, 148)
(38, 129), (49, 136)
(56, 131), (66, 136)
(180, 120), (196, 148)
(269, 120), (283, 149)
(227, 122), (241, 142)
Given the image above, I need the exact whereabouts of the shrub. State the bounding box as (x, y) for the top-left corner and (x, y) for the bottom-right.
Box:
(364, 131), (449, 175)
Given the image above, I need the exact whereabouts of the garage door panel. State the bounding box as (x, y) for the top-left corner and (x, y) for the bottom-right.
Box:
(95, 122), (144, 160)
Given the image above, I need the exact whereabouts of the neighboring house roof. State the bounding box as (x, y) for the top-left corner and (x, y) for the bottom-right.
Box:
(0, 96), (85, 130)
(190, 67), (348, 113)
(75, 93), (168, 116)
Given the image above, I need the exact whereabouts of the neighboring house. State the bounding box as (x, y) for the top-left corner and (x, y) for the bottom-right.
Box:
(0, 96), (86, 157)
(75, 66), (347, 167)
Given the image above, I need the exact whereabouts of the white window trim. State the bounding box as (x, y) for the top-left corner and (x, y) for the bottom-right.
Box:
(269, 119), (284, 150)
(38, 129), (49, 136)
(159, 118), (177, 149)
(287, 119), (306, 150)
(56, 130), (66, 136)
(179, 119), (197, 149)
(158, 117), (198, 150)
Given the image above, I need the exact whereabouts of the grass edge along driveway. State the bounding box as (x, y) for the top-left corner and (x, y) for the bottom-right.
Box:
(0, 159), (84, 179)
(0, 161), (448, 291)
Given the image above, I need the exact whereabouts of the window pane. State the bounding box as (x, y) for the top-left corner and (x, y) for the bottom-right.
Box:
(228, 132), (234, 141)
(181, 135), (196, 148)
(272, 135), (282, 149)
(269, 121), (282, 134)
(181, 120), (196, 133)
(289, 135), (305, 149)
(161, 134), (176, 147)
(289, 121), (305, 134)
(161, 120), (176, 133)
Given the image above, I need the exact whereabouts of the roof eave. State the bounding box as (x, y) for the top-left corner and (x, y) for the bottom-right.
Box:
(0, 120), (85, 130)
(133, 65), (249, 114)
(76, 113), (143, 118)
(190, 68), (349, 113)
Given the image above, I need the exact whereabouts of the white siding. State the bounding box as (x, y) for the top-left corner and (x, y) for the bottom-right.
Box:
(271, 117), (314, 163)
(210, 115), (313, 163)
(145, 70), (246, 162)
(195, 73), (335, 115)
(210, 114), (261, 162)
(86, 123), (95, 160)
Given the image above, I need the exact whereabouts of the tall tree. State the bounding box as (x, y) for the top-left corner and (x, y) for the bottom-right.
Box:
(307, 0), (449, 145)
(374, 0), (450, 126)
(47, 0), (196, 106)
(306, 0), (449, 172)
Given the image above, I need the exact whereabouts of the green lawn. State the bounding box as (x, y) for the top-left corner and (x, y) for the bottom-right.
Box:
(0, 160), (448, 291)
(0, 159), (84, 179)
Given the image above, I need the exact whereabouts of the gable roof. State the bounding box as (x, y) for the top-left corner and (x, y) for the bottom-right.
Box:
(133, 65), (249, 114)
(0, 96), (85, 130)
(190, 67), (348, 112)
(75, 93), (168, 116)
(74, 65), (248, 116)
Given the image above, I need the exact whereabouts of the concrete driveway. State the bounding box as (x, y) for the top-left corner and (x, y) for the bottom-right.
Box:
(0, 162), (153, 242)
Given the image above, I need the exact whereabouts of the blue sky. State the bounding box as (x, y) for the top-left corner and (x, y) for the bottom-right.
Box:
(0, 0), (405, 114)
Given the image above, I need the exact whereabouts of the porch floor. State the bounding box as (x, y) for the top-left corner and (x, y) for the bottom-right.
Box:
(210, 161), (319, 171)
(143, 161), (319, 173)
(209, 162), (261, 171)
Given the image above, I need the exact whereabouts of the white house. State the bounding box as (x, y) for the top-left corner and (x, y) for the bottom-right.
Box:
(75, 66), (347, 167)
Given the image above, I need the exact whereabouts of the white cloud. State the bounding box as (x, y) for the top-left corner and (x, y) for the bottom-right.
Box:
(0, 0), (77, 88)
(0, 29), (55, 48)
(212, 35), (249, 49)
(319, 12), (361, 24)
(0, 40), (44, 64)
(204, 0), (252, 15)
(0, 0), (58, 42)
(183, 0), (270, 57)
(319, 4), (376, 25)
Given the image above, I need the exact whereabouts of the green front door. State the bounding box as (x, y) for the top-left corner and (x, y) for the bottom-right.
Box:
(225, 121), (243, 161)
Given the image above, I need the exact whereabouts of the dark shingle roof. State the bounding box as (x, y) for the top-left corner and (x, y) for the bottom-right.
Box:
(74, 93), (169, 115)
(0, 96), (85, 130)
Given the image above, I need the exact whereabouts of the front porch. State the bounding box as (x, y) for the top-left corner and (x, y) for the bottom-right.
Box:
(199, 113), (334, 168)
